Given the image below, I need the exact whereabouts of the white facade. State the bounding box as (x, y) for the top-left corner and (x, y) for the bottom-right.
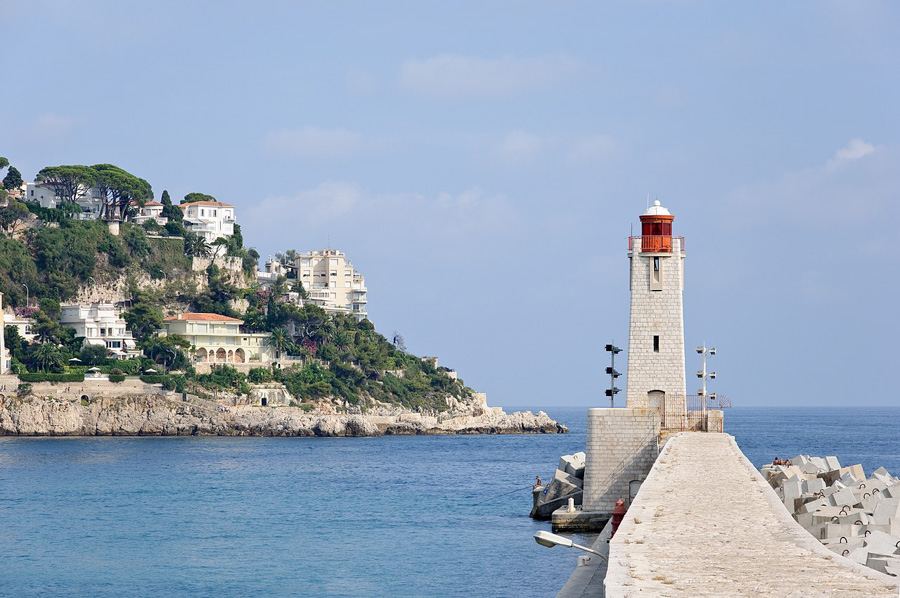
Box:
(131, 201), (168, 226)
(4, 312), (36, 342)
(25, 182), (104, 220)
(60, 303), (139, 358)
(179, 201), (235, 242)
(292, 249), (368, 321)
(625, 201), (687, 410)
(0, 293), (6, 375)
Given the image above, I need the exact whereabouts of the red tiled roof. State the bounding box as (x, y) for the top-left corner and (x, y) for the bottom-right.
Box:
(144, 201), (163, 206)
(178, 201), (234, 208)
(163, 313), (243, 323)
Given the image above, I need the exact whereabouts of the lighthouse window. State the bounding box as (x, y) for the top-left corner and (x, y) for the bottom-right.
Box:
(650, 257), (662, 290)
(653, 335), (660, 352)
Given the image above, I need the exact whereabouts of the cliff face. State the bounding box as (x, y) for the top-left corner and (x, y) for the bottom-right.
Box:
(0, 394), (568, 437)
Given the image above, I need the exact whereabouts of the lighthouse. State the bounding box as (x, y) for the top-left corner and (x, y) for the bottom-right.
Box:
(625, 200), (687, 410)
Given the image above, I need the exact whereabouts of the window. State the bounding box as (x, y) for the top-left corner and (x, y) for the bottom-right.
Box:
(330, 258), (338, 266)
(653, 257), (659, 271)
(653, 335), (660, 352)
(345, 281), (351, 288)
(302, 258), (311, 266)
(329, 281), (336, 288)
(330, 271), (337, 276)
(650, 257), (662, 290)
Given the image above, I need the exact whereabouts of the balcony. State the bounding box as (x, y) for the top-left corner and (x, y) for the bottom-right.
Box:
(628, 236), (685, 253)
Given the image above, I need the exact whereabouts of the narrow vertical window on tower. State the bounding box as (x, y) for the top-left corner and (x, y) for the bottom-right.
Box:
(653, 335), (660, 352)
(650, 257), (663, 291)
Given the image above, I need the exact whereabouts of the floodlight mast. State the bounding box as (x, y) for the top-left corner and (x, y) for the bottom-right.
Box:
(695, 343), (717, 430)
(605, 343), (621, 408)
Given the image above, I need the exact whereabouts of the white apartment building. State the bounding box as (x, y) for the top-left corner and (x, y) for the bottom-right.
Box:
(25, 182), (104, 220)
(131, 200), (168, 226)
(162, 312), (274, 364)
(60, 303), (140, 358)
(178, 201), (235, 243)
(292, 249), (368, 321)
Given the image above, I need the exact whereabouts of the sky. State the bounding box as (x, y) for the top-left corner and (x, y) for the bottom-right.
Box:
(2, 1), (898, 408)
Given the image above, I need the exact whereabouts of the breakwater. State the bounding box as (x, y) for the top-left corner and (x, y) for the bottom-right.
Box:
(604, 433), (899, 596)
(0, 392), (566, 436)
(762, 454), (900, 576)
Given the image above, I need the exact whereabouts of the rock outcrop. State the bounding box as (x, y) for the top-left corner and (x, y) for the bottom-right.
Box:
(0, 393), (567, 437)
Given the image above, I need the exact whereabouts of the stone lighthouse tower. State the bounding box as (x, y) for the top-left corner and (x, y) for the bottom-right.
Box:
(625, 200), (686, 410)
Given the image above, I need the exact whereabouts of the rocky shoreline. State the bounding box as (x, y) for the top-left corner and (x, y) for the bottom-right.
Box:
(0, 392), (568, 437)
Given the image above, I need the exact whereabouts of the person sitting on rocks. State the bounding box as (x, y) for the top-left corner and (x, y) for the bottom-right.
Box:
(773, 457), (783, 465)
(534, 476), (542, 488)
(784, 458), (792, 466)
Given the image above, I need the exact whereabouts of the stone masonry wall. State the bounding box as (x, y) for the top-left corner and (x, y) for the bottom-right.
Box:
(625, 237), (686, 408)
(582, 407), (660, 514)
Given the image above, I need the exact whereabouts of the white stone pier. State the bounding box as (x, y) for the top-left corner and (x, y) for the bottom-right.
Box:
(605, 433), (900, 597)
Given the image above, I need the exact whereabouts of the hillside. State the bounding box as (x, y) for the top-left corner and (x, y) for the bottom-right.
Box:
(0, 203), (478, 414)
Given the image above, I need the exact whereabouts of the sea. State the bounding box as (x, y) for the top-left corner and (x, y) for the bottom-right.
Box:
(0, 406), (897, 597)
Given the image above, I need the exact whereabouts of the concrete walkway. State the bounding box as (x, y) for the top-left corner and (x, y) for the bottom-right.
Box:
(605, 433), (900, 597)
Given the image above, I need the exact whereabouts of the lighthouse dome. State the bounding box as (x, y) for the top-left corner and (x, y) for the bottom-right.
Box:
(644, 199), (671, 216)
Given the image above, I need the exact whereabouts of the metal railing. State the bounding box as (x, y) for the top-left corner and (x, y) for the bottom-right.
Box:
(654, 394), (729, 432)
(627, 236), (685, 253)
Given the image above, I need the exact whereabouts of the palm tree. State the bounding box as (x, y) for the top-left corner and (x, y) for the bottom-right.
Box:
(31, 342), (65, 372)
(184, 233), (211, 258)
(265, 328), (294, 359)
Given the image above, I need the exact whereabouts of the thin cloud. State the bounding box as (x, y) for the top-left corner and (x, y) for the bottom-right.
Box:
(399, 53), (582, 99)
(262, 126), (363, 159)
(830, 138), (875, 164)
(242, 182), (518, 254)
(495, 130), (542, 166)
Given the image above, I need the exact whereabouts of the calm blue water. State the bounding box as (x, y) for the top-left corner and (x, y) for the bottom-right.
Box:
(0, 406), (897, 597)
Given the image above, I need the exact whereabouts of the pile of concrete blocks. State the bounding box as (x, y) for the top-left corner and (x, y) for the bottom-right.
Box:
(761, 455), (900, 577)
(531, 452), (586, 519)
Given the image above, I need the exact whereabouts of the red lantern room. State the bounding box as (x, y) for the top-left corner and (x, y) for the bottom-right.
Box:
(627, 199), (681, 253)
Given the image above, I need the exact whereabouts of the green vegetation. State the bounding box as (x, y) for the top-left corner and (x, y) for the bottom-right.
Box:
(0, 177), (470, 413)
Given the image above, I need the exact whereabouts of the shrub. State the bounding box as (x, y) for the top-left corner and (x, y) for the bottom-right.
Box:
(247, 367), (273, 384)
(109, 374), (126, 383)
(19, 372), (85, 383)
(140, 374), (167, 385)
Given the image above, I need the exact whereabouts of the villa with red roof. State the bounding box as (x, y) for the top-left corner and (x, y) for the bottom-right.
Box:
(162, 312), (274, 366)
(178, 201), (235, 242)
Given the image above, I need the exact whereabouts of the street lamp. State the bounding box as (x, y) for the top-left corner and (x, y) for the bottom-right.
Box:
(22, 283), (28, 306)
(533, 531), (607, 561)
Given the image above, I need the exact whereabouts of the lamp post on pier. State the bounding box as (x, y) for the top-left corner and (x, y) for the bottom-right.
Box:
(696, 344), (716, 431)
(605, 343), (621, 408)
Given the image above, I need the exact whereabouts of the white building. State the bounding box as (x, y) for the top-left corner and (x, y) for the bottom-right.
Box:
(24, 182), (104, 220)
(131, 200), (168, 226)
(162, 312), (273, 364)
(4, 311), (37, 342)
(179, 201), (235, 242)
(292, 249), (368, 321)
(60, 303), (140, 359)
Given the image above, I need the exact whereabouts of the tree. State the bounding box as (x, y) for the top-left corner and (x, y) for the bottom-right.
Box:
(181, 192), (216, 204)
(392, 332), (407, 352)
(265, 328), (294, 359)
(0, 157), (8, 170)
(290, 279), (309, 300)
(160, 189), (183, 223)
(183, 232), (210, 258)
(38, 297), (61, 319)
(29, 342), (65, 372)
(35, 165), (97, 204)
(0, 200), (30, 233)
(79, 344), (109, 366)
(2, 165), (22, 191)
(123, 295), (164, 342)
(91, 164), (153, 221)
(143, 334), (190, 371)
